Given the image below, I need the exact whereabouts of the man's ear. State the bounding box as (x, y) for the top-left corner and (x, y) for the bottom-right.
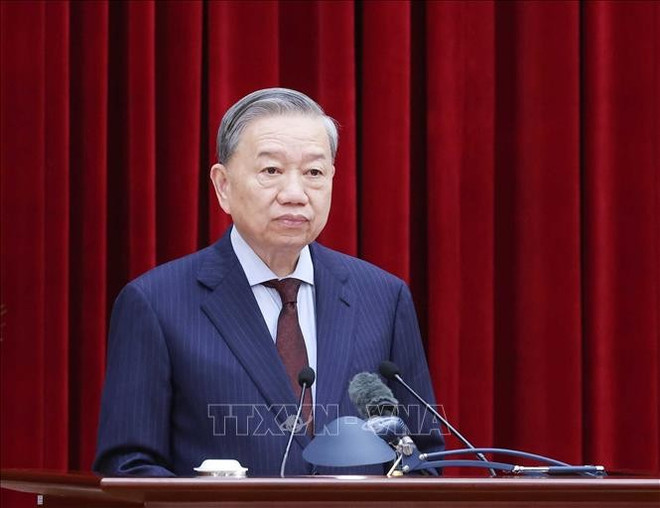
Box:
(210, 163), (231, 214)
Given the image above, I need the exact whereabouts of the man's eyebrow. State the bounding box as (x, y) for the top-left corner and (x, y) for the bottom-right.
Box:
(303, 152), (328, 162)
(256, 150), (284, 159)
(255, 150), (328, 161)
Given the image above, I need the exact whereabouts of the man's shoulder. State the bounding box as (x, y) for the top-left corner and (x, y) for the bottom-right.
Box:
(310, 242), (406, 289)
(126, 243), (220, 295)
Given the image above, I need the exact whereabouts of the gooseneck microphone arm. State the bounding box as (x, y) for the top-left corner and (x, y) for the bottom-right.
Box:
(379, 361), (496, 477)
(280, 367), (315, 478)
(417, 448), (605, 477)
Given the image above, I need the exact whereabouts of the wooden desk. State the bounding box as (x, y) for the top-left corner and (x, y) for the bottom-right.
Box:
(2, 469), (659, 507)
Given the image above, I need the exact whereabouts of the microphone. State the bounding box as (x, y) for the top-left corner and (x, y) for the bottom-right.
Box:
(348, 372), (399, 418)
(348, 372), (418, 457)
(379, 361), (496, 477)
(280, 366), (315, 478)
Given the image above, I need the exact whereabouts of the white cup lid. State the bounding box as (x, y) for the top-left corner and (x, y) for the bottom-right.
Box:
(194, 459), (248, 474)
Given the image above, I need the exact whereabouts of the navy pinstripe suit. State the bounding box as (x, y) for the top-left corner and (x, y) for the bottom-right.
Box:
(94, 228), (444, 476)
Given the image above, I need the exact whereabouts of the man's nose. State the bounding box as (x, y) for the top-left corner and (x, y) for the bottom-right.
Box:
(278, 173), (309, 205)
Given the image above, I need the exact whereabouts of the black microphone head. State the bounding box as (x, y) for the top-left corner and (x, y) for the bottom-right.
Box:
(379, 361), (400, 381)
(348, 372), (399, 419)
(298, 366), (315, 387)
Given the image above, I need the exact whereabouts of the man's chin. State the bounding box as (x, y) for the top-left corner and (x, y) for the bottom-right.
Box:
(268, 230), (321, 251)
(273, 236), (310, 251)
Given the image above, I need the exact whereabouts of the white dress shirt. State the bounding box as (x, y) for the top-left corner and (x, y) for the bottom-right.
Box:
(230, 227), (317, 402)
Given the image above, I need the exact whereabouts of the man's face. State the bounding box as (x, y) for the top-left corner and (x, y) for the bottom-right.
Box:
(211, 114), (335, 261)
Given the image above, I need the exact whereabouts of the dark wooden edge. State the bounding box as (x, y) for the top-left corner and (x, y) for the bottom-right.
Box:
(1, 469), (100, 485)
(3, 470), (659, 505)
(1, 470), (138, 506)
(100, 477), (660, 504)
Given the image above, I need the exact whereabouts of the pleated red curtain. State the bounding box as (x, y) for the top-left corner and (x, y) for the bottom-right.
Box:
(1, 3), (658, 503)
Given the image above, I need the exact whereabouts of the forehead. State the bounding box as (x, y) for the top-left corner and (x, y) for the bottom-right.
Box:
(237, 114), (331, 158)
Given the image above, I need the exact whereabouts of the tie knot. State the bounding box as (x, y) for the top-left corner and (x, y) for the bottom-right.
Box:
(264, 278), (302, 304)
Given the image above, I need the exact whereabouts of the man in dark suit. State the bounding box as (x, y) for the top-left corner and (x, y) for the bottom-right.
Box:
(94, 88), (443, 477)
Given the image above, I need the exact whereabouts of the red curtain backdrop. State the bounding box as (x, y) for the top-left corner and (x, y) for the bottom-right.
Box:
(2, 0), (658, 495)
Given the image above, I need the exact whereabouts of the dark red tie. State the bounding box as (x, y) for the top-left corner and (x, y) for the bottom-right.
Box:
(263, 278), (313, 434)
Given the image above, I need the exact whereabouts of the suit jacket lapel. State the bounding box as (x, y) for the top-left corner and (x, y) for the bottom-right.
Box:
(198, 231), (310, 447)
(311, 243), (357, 433)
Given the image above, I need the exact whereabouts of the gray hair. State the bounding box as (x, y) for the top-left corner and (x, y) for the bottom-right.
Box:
(216, 88), (339, 164)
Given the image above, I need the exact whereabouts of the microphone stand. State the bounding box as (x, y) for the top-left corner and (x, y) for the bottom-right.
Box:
(385, 367), (497, 477)
(280, 367), (315, 478)
(416, 448), (606, 477)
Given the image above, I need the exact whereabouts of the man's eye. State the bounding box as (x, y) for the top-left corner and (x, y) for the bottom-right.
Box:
(263, 167), (279, 175)
(307, 168), (323, 177)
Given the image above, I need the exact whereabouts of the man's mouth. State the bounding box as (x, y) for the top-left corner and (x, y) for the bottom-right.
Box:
(276, 214), (309, 227)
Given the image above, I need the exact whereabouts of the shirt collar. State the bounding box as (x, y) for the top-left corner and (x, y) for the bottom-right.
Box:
(230, 226), (314, 287)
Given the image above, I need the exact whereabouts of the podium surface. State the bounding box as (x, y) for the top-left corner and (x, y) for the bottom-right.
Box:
(2, 469), (659, 507)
